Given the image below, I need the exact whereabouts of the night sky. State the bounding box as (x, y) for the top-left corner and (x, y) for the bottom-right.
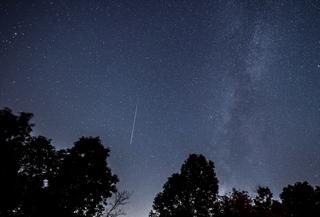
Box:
(1, 1), (320, 217)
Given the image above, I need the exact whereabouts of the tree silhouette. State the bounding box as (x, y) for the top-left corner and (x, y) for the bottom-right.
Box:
(216, 189), (253, 217)
(0, 107), (120, 217)
(150, 154), (219, 217)
(280, 181), (319, 217)
(0, 107), (33, 216)
(4, 107), (320, 217)
(315, 186), (320, 214)
(105, 191), (131, 217)
(253, 186), (273, 217)
(270, 200), (284, 217)
(18, 136), (57, 217)
(50, 137), (118, 217)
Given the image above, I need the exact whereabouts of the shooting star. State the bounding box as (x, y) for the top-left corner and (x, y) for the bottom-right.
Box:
(129, 104), (138, 144)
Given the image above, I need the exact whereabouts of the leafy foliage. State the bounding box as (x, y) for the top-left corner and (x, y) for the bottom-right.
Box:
(150, 154), (219, 217)
(2, 107), (320, 217)
(151, 154), (320, 217)
(0, 108), (34, 216)
(0, 108), (119, 217)
(280, 181), (320, 217)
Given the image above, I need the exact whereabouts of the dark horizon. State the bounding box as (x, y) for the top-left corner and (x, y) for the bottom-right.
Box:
(1, 1), (320, 217)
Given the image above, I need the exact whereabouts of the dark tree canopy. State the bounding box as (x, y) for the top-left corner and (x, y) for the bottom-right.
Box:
(150, 152), (320, 217)
(0, 108), (119, 217)
(50, 137), (118, 217)
(2, 107), (320, 217)
(280, 181), (320, 217)
(253, 186), (273, 217)
(216, 189), (254, 217)
(0, 108), (34, 216)
(150, 154), (219, 217)
(215, 187), (285, 217)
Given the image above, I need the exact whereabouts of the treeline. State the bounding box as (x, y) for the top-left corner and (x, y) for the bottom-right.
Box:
(149, 154), (320, 217)
(0, 108), (128, 217)
(1, 107), (319, 217)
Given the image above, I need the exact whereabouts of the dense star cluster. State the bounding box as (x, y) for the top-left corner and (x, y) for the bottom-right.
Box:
(1, 1), (320, 217)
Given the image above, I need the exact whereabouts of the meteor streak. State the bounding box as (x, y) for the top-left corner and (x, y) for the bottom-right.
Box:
(130, 104), (138, 144)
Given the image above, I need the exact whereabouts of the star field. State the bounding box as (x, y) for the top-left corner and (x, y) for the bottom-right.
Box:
(1, 1), (320, 217)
